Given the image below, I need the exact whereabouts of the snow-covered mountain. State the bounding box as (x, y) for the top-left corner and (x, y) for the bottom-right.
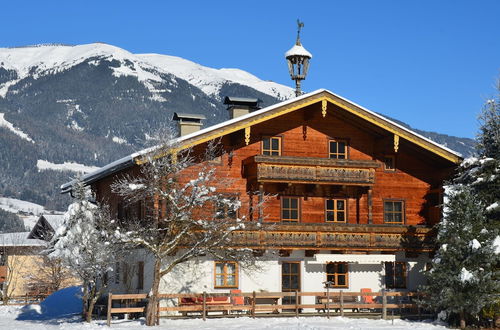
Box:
(0, 43), (294, 100)
(0, 43), (474, 211)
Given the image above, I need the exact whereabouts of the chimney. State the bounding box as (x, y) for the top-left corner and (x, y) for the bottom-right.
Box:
(224, 96), (261, 119)
(172, 112), (206, 137)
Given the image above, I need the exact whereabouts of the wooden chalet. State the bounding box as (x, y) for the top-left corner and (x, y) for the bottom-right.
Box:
(61, 89), (461, 304)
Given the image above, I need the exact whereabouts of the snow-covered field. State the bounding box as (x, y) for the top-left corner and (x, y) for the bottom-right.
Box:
(36, 159), (100, 173)
(0, 286), (447, 329)
(0, 197), (45, 215)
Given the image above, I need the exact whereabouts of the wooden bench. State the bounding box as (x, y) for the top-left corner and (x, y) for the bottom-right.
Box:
(317, 295), (359, 313)
(178, 297), (232, 316)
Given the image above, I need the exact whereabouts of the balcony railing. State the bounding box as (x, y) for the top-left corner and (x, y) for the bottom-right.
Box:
(244, 156), (379, 185)
(228, 224), (434, 252)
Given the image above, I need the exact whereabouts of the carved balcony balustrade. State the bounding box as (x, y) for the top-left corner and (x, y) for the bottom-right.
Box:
(243, 156), (379, 186)
(227, 224), (435, 252)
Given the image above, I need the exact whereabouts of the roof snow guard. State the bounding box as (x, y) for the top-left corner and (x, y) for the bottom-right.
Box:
(60, 89), (462, 194)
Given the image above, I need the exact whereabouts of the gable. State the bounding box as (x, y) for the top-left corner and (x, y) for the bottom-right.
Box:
(167, 90), (461, 164)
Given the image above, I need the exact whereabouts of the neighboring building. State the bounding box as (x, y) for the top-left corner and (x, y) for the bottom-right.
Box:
(28, 214), (65, 241)
(0, 214), (77, 300)
(61, 90), (461, 303)
(0, 232), (46, 298)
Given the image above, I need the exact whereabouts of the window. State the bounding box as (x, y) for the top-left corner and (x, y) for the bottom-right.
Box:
(329, 139), (347, 159)
(282, 262), (300, 305)
(262, 136), (281, 156)
(137, 261), (144, 290)
(385, 262), (406, 289)
(325, 199), (346, 222)
(326, 262), (348, 288)
(281, 197), (300, 222)
(215, 195), (238, 219)
(383, 156), (396, 171)
(384, 200), (404, 224)
(214, 262), (238, 288)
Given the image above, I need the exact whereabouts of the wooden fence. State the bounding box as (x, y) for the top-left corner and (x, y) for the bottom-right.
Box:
(106, 290), (423, 326)
(2, 294), (47, 305)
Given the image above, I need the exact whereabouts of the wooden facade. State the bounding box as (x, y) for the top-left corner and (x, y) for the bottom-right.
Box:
(90, 90), (459, 255)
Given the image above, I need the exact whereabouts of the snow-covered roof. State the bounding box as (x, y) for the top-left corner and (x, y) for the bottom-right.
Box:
(41, 214), (65, 231)
(0, 232), (45, 247)
(285, 44), (312, 59)
(61, 89), (462, 193)
(60, 154), (135, 193)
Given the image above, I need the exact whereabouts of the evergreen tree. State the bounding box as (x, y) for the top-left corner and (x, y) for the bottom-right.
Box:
(422, 82), (500, 328)
(0, 209), (26, 233)
(421, 186), (499, 329)
(457, 84), (500, 228)
(49, 178), (122, 322)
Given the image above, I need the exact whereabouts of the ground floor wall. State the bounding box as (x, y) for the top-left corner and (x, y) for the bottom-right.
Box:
(110, 250), (430, 301)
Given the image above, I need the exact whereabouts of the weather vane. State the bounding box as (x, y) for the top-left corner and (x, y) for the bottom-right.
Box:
(296, 19), (304, 45)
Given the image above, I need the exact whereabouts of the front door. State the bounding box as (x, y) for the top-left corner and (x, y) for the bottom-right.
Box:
(282, 261), (300, 305)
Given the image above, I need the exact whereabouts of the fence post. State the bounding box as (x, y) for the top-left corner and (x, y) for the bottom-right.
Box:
(295, 291), (299, 317)
(382, 289), (387, 320)
(202, 292), (207, 321)
(156, 300), (160, 325)
(326, 286), (330, 319)
(340, 290), (344, 317)
(251, 291), (256, 318)
(106, 293), (112, 326)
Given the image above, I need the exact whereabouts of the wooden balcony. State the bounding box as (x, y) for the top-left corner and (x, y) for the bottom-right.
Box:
(228, 224), (434, 252)
(243, 156), (379, 186)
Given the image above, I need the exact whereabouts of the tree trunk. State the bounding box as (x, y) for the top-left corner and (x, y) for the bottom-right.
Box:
(146, 258), (161, 326)
(82, 282), (89, 319)
(459, 310), (466, 329)
(86, 296), (97, 323)
(84, 284), (96, 322)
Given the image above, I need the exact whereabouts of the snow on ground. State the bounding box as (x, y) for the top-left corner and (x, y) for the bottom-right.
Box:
(18, 214), (39, 230)
(37, 160), (100, 173)
(0, 307), (448, 330)
(0, 197), (45, 215)
(0, 286), (447, 330)
(112, 136), (128, 144)
(0, 112), (34, 143)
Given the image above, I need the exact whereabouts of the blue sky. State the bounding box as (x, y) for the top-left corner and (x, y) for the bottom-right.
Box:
(1, 0), (499, 138)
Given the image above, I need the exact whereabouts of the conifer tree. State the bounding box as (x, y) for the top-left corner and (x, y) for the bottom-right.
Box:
(422, 82), (500, 328)
(421, 186), (499, 329)
(49, 178), (122, 322)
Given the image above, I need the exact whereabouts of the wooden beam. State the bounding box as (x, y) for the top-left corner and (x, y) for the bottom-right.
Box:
(368, 188), (373, 224)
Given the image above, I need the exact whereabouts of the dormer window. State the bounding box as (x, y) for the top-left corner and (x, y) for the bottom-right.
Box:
(262, 136), (281, 156)
(329, 139), (347, 159)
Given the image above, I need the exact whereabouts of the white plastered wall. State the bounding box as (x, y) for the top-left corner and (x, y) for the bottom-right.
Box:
(109, 249), (430, 314)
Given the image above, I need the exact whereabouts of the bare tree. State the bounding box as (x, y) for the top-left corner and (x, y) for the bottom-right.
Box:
(49, 179), (124, 322)
(111, 132), (261, 326)
(24, 253), (74, 296)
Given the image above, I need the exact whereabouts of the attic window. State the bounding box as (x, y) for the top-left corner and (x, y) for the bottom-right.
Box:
(262, 136), (281, 156)
(329, 139), (347, 159)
